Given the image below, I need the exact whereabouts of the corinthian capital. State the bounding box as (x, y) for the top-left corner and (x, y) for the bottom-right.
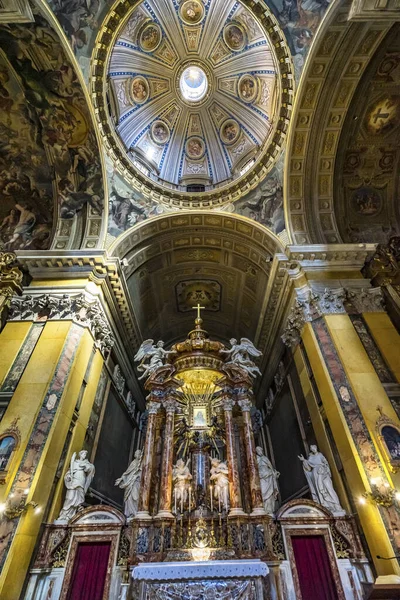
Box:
(147, 401), (161, 415)
(163, 398), (177, 413)
(221, 397), (235, 411)
(238, 398), (252, 412)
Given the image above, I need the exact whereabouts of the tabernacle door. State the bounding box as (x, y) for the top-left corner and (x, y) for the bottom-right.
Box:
(66, 541), (111, 600)
(291, 534), (339, 600)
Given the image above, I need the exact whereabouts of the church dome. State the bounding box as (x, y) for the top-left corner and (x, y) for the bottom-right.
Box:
(94, 0), (292, 208)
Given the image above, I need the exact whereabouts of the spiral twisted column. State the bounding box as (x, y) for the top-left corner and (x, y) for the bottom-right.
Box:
(156, 398), (177, 518)
(136, 401), (161, 520)
(238, 396), (266, 516)
(222, 395), (245, 516)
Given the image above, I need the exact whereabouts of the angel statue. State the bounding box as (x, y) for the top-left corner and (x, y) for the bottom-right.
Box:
(134, 339), (174, 380)
(221, 338), (262, 378)
(173, 458), (192, 513)
(210, 457), (229, 511)
(56, 450), (95, 523)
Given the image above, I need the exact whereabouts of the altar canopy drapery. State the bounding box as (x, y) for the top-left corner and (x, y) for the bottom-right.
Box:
(66, 541), (111, 600)
(291, 535), (339, 600)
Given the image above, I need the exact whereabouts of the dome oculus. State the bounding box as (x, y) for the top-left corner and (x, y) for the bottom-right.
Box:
(179, 66), (208, 103)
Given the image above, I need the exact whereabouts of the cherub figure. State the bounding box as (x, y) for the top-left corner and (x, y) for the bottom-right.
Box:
(134, 339), (174, 380)
(221, 338), (262, 378)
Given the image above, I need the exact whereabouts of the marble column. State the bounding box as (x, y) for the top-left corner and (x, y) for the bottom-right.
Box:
(238, 397), (266, 516)
(222, 397), (245, 516)
(156, 398), (176, 518)
(136, 401), (161, 520)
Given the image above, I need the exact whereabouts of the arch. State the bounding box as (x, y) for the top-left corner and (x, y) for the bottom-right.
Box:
(109, 211), (286, 350)
(284, 0), (394, 244)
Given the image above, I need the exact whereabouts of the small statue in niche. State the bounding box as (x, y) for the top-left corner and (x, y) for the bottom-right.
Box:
(220, 338), (262, 378)
(210, 457), (230, 511)
(298, 445), (345, 515)
(256, 446), (280, 515)
(134, 339), (175, 380)
(56, 450), (95, 522)
(115, 449), (143, 519)
(173, 458), (192, 513)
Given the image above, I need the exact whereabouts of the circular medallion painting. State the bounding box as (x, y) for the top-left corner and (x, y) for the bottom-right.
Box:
(139, 22), (162, 52)
(220, 119), (240, 145)
(186, 136), (205, 159)
(151, 120), (170, 145)
(130, 77), (149, 104)
(351, 187), (382, 217)
(223, 22), (247, 52)
(238, 74), (258, 104)
(180, 0), (205, 25)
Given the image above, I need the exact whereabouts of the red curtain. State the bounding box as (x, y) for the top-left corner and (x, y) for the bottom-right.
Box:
(66, 541), (111, 600)
(291, 535), (339, 600)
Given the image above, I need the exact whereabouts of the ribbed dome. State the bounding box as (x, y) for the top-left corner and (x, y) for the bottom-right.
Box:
(107, 0), (279, 195)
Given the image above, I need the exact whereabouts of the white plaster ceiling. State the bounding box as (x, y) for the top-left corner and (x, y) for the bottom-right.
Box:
(108, 0), (278, 191)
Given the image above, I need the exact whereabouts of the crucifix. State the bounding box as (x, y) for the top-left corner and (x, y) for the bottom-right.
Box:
(192, 303), (205, 320)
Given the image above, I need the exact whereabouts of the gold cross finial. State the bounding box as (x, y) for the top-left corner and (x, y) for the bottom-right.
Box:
(192, 303), (205, 320)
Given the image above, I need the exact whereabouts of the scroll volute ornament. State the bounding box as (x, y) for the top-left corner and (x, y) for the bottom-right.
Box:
(0, 251), (23, 329)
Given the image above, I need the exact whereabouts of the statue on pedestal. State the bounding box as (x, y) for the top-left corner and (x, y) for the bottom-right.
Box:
(298, 445), (345, 515)
(256, 447), (280, 515)
(210, 457), (229, 511)
(173, 458), (192, 513)
(221, 338), (262, 378)
(134, 339), (174, 380)
(56, 450), (95, 522)
(115, 449), (143, 519)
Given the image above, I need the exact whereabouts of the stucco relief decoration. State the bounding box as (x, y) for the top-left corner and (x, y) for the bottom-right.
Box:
(0, 15), (104, 250)
(351, 187), (382, 217)
(179, 0), (205, 26)
(365, 95), (400, 135)
(175, 280), (221, 312)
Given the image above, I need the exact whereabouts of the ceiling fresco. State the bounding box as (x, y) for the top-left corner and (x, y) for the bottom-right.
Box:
(334, 25), (400, 244)
(0, 12), (105, 251)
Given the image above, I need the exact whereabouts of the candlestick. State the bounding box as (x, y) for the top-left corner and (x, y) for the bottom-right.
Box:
(174, 488), (177, 515)
(218, 490), (221, 514)
(189, 487), (191, 513)
(210, 484), (213, 513)
(181, 491), (183, 515)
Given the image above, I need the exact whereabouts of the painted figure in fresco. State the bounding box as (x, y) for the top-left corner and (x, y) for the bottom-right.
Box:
(134, 339), (174, 380)
(256, 447), (280, 515)
(173, 458), (192, 512)
(221, 338), (262, 378)
(115, 449), (143, 518)
(298, 445), (345, 515)
(3, 204), (36, 249)
(0, 436), (16, 471)
(56, 450), (95, 522)
(210, 457), (229, 511)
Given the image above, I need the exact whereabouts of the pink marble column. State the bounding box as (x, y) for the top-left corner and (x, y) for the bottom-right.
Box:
(136, 401), (161, 520)
(222, 397), (245, 516)
(156, 399), (176, 518)
(239, 397), (266, 516)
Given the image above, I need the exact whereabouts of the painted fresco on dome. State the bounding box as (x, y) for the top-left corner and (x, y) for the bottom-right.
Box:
(234, 155), (284, 234)
(0, 16), (104, 250)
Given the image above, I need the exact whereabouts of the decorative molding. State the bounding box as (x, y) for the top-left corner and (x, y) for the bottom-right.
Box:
(349, 0), (400, 21)
(0, 0), (34, 23)
(8, 292), (114, 355)
(282, 286), (385, 347)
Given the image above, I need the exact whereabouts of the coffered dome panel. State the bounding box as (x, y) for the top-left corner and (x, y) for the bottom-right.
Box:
(93, 0), (293, 209)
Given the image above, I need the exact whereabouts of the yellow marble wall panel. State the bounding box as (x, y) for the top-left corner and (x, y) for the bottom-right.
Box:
(302, 323), (398, 574)
(363, 312), (400, 382)
(0, 322), (31, 386)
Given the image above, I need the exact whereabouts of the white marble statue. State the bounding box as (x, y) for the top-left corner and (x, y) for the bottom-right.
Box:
(173, 458), (192, 513)
(56, 450), (95, 522)
(298, 445), (345, 515)
(256, 447), (280, 515)
(221, 338), (262, 378)
(115, 449), (143, 519)
(210, 457), (230, 511)
(134, 339), (174, 380)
